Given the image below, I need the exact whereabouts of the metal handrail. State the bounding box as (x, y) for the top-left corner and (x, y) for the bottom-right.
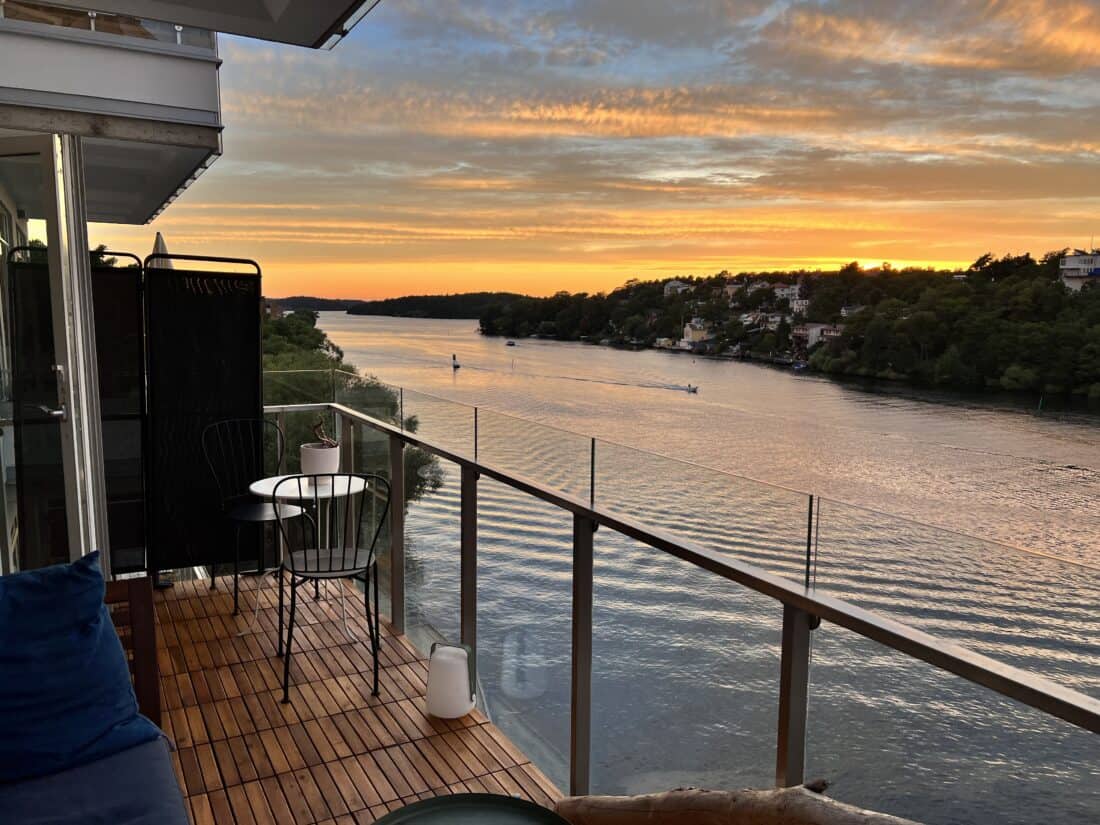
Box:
(266, 401), (1100, 737)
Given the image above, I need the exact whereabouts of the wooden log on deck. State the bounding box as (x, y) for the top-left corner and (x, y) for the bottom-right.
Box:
(554, 787), (921, 825)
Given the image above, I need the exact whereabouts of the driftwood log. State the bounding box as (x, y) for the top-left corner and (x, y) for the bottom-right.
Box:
(554, 787), (921, 825)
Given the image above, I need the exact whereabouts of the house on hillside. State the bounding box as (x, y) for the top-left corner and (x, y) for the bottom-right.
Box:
(682, 318), (713, 343)
(774, 284), (800, 302)
(791, 298), (809, 315)
(793, 322), (844, 348)
(664, 279), (691, 297)
(1060, 252), (1100, 292)
(840, 305), (866, 318)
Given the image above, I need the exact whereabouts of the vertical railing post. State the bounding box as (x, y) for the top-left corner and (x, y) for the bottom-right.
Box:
(399, 387), (404, 430)
(776, 604), (812, 787)
(277, 410), (287, 473)
(388, 435), (406, 634)
(570, 514), (595, 796)
(589, 437), (596, 509)
(804, 495), (815, 590)
(460, 466), (478, 651)
(338, 413), (355, 473)
(474, 407), (479, 462)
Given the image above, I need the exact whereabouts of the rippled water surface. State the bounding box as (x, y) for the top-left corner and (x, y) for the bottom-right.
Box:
(316, 314), (1099, 825)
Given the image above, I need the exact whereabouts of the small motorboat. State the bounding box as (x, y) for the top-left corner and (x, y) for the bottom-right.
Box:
(506, 340), (516, 347)
(451, 354), (461, 370)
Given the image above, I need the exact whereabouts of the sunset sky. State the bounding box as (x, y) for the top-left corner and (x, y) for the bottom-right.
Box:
(91, 0), (1100, 299)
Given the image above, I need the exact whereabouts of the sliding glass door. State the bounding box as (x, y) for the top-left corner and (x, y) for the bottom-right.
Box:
(0, 135), (107, 572)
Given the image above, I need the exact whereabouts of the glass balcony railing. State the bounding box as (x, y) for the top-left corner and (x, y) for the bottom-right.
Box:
(0, 0), (215, 49)
(263, 369), (1100, 825)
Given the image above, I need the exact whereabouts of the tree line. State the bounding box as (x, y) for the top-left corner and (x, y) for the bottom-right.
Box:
(478, 253), (1100, 399)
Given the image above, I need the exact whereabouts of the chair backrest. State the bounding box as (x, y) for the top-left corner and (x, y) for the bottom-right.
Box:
(201, 418), (285, 507)
(272, 473), (391, 576)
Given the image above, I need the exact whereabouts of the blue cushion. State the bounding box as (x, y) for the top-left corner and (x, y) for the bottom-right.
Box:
(0, 551), (161, 783)
(0, 738), (189, 824)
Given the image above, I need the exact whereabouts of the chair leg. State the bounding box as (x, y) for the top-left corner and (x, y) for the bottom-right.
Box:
(277, 565), (285, 657)
(314, 579), (320, 601)
(367, 565), (380, 696)
(233, 525), (241, 616)
(282, 580), (298, 704)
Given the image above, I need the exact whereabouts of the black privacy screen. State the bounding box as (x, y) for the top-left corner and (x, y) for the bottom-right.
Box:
(144, 261), (262, 574)
(92, 258), (145, 573)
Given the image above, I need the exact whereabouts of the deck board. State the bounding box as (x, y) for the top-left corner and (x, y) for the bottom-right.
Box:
(155, 575), (562, 824)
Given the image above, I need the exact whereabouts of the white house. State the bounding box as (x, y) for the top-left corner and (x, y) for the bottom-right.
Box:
(664, 279), (691, 297)
(774, 284), (800, 302)
(840, 305), (866, 318)
(793, 323), (843, 348)
(791, 298), (809, 315)
(1060, 253), (1100, 292)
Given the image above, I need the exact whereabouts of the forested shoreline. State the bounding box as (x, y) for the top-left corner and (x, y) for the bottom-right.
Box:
(477, 254), (1100, 398)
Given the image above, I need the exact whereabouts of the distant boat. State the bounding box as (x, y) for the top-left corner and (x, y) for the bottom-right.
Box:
(686, 384), (699, 394)
(452, 354), (461, 370)
(506, 340), (516, 347)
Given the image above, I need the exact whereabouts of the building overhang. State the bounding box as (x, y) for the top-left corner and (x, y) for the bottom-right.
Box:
(44, 0), (383, 48)
(0, 123), (218, 225)
(0, 17), (223, 223)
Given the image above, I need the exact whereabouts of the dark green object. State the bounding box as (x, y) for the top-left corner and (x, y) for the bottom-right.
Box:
(373, 794), (569, 824)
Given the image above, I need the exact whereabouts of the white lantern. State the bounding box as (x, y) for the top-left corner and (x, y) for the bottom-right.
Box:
(426, 643), (476, 719)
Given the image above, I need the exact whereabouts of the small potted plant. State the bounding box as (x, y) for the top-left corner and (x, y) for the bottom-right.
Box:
(300, 416), (340, 475)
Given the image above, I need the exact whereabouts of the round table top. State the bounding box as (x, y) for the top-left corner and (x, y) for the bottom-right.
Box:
(249, 474), (368, 501)
(373, 794), (569, 824)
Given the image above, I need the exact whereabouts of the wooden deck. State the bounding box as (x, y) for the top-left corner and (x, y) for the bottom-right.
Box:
(155, 574), (562, 824)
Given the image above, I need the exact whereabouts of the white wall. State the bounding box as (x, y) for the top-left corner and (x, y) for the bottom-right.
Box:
(0, 25), (220, 125)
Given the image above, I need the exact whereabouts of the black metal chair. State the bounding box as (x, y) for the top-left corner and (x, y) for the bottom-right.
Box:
(273, 473), (390, 703)
(201, 419), (302, 614)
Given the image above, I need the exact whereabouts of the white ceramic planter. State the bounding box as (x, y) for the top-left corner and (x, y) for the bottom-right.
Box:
(300, 443), (339, 475)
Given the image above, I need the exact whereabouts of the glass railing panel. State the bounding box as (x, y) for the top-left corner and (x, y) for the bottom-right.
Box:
(477, 409), (592, 501)
(807, 621), (1099, 825)
(2, 1), (215, 48)
(349, 419), (392, 619)
(402, 453), (458, 654)
(273, 410), (337, 474)
(4, 0), (90, 30)
(264, 368), (335, 407)
(333, 370), (402, 424)
(477, 476), (573, 792)
(592, 527), (781, 794)
(400, 387), (475, 458)
(595, 439), (812, 582)
(812, 498), (1100, 698)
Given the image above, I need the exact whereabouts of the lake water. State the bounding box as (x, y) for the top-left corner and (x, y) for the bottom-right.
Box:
(316, 313), (1099, 825)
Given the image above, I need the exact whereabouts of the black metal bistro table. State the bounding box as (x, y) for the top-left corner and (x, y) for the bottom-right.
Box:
(244, 474), (370, 636)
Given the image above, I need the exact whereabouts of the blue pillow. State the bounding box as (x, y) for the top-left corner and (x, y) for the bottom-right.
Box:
(0, 551), (161, 783)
